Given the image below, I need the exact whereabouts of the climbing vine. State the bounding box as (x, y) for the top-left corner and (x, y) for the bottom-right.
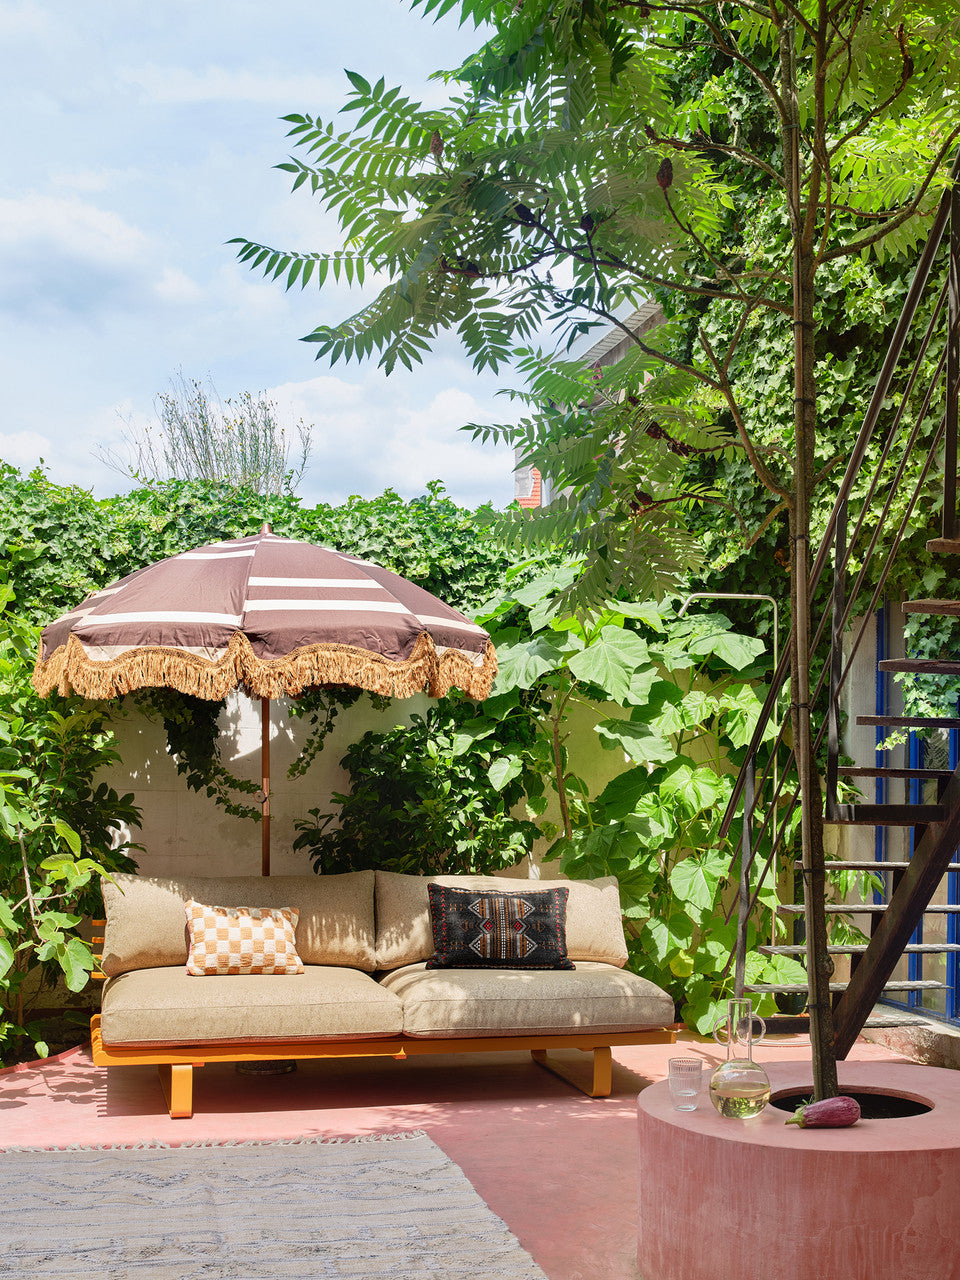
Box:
(132, 690), (263, 821)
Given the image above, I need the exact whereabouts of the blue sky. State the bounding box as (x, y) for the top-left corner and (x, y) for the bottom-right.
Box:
(0, 0), (520, 509)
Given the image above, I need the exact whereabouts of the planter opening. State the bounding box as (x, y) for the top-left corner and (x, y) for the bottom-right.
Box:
(769, 1088), (932, 1119)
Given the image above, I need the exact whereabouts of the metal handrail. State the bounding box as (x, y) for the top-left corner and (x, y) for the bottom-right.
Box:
(715, 150), (960, 984)
(719, 152), (960, 846)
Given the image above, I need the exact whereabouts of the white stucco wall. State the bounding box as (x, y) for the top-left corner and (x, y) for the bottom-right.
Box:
(100, 692), (431, 879)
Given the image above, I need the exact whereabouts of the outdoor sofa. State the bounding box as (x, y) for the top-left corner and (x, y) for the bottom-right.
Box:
(92, 868), (676, 1117)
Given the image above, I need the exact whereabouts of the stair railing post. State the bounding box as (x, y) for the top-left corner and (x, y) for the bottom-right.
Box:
(945, 180), (960, 540)
(826, 498), (847, 821)
(734, 759), (755, 999)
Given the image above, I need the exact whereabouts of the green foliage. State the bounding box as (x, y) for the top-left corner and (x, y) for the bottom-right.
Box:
(222, 0), (960, 746)
(473, 565), (797, 1032)
(0, 581), (139, 1064)
(293, 700), (542, 875)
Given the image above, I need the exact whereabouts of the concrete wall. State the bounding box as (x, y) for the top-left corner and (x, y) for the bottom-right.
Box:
(101, 692), (431, 879)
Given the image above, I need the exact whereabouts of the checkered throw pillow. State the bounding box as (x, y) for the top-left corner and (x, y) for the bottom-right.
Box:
(184, 900), (304, 975)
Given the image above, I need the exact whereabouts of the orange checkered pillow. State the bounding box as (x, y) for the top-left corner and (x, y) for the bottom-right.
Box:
(184, 900), (304, 975)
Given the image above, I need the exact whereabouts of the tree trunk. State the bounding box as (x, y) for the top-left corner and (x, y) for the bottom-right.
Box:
(784, 9), (839, 1099)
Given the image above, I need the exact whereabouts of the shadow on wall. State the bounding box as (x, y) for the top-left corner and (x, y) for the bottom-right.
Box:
(98, 692), (432, 879)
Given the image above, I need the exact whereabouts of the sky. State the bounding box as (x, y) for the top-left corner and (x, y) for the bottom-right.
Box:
(0, 0), (522, 511)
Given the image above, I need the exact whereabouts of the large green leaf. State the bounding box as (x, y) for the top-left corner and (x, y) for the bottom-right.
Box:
(669, 849), (729, 915)
(594, 767), (649, 819)
(59, 937), (95, 993)
(685, 623), (766, 671)
(622, 666), (660, 706)
(659, 759), (723, 816)
(567, 627), (650, 700)
(641, 913), (694, 966)
(0, 936), (14, 980)
(488, 755), (523, 789)
(762, 953), (808, 987)
(492, 635), (566, 691)
(595, 718), (675, 764)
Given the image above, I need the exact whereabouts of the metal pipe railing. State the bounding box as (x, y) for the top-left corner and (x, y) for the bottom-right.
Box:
(719, 153), (960, 844)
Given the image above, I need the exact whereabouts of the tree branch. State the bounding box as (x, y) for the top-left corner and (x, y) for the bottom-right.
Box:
(696, 326), (790, 497)
(822, 129), (960, 262)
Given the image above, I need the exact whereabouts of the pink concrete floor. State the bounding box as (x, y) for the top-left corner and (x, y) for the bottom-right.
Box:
(0, 1030), (911, 1280)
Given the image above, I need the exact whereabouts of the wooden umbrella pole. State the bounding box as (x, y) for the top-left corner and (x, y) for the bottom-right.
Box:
(261, 696), (271, 876)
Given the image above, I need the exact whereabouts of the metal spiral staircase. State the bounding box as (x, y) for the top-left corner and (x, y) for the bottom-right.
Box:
(724, 154), (960, 1054)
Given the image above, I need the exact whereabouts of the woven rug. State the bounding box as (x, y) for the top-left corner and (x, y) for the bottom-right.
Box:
(0, 1132), (548, 1279)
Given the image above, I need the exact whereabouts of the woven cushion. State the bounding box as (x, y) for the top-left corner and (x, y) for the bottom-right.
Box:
(380, 961), (676, 1037)
(184, 901), (304, 975)
(375, 871), (628, 970)
(426, 884), (574, 970)
(100, 871), (377, 975)
(100, 965), (404, 1046)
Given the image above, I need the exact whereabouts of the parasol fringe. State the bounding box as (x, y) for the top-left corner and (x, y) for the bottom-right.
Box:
(32, 631), (497, 704)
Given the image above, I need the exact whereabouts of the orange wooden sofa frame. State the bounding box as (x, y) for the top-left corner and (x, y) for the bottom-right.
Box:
(90, 1014), (676, 1118)
(90, 923), (676, 1118)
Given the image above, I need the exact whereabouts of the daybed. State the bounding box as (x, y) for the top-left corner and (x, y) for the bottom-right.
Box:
(93, 869), (676, 1117)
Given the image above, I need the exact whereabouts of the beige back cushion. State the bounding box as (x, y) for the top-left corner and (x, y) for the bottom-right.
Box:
(374, 870), (628, 970)
(100, 871), (377, 976)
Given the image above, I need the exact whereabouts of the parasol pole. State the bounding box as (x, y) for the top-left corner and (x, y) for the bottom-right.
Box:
(259, 521), (272, 877)
(261, 696), (271, 876)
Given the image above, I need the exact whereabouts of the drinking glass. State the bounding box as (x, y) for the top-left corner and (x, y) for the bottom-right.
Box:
(667, 1057), (703, 1111)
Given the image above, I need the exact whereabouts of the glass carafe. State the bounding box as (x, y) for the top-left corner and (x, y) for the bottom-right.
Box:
(709, 997), (771, 1118)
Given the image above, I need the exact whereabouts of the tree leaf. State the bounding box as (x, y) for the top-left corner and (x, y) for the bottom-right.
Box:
(669, 849), (729, 914)
(567, 627), (650, 700)
(492, 635), (567, 691)
(595, 718), (674, 764)
(488, 755), (522, 789)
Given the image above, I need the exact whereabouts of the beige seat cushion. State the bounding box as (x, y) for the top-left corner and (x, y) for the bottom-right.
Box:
(379, 960), (674, 1038)
(374, 871), (628, 970)
(100, 964), (403, 1047)
(100, 871), (377, 976)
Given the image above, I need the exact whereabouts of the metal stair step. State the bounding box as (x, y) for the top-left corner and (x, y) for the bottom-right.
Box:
(926, 538), (960, 555)
(807, 859), (960, 871)
(837, 766), (954, 780)
(856, 714), (960, 729)
(826, 803), (946, 825)
(878, 658), (960, 676)
(902, 599), (960, 617)
(760, 943), (960, 956)
(776, 902), (960, 913)
(746, 980), (947, 995)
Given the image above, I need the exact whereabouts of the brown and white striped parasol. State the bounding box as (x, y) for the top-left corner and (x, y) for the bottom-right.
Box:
(32, 528), (497, 871)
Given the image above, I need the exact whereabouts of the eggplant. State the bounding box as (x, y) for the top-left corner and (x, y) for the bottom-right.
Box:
(785, 1095), (861, 1128)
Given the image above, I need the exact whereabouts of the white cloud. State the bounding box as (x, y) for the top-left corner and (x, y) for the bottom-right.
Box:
(50, 167), (126, 194)
(154, 267), (203, 305)
(267, 373), (515, 509)
(0, 1), (50, 39)
(0, 193), (159, 320)
(0, 429), (51, 467)
(0, 193), (150, 263)
(119, 64), (340, 106)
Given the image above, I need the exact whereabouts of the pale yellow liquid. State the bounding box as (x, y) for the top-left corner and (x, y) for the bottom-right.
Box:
(709, 1078), (771, 1118)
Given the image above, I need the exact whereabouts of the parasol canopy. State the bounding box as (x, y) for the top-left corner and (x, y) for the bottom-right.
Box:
(32, 528), (497, 873)
(32, 529), (496, 703)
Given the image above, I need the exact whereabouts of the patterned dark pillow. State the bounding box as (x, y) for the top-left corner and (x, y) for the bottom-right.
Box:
(425, 883), (574, 970)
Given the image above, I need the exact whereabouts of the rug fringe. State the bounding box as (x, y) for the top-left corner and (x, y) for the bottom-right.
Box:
(0, 1130), (428, 1153)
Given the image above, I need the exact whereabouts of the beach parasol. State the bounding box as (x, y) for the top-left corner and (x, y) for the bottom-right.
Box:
(32, 526), (497, 873)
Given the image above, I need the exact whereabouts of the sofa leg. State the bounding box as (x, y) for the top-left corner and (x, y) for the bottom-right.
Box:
(158, 1063), (194, 1118)
(531, 1046), (613, 1097)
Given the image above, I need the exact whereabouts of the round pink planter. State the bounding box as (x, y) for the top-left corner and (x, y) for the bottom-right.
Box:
(637, 1060), (960, 1280)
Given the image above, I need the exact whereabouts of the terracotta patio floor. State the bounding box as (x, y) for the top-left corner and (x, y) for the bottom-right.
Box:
(0, 1030), (910, 1280)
